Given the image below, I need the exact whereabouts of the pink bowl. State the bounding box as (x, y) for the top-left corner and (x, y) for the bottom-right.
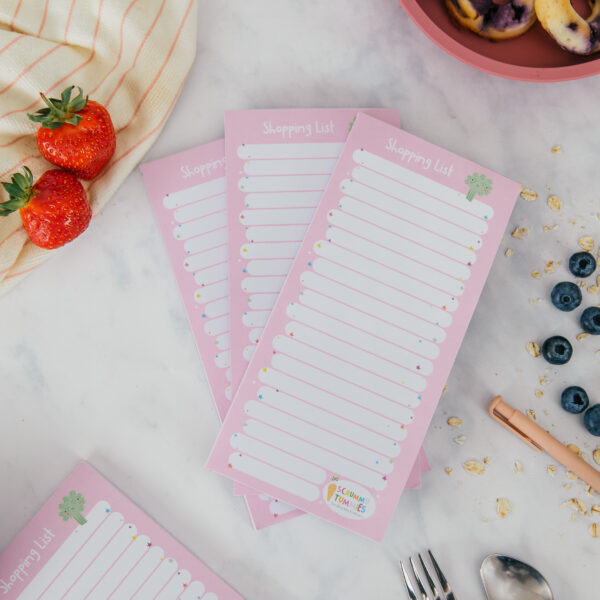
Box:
(398, 1), (600, 82)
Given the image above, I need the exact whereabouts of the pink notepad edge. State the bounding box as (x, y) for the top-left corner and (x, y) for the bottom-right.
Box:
(208, 113), (521, 541)
(141, 141), (230, 422)
(0, 462), (243, 599)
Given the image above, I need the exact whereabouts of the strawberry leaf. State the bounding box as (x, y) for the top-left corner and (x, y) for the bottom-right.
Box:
(27, 85), (88, 129)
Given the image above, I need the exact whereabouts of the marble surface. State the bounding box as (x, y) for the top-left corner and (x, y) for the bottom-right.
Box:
(2, 1), (600, 597)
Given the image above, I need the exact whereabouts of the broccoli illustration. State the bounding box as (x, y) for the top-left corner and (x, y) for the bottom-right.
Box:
(58, 490), (87, 525)
(348, 116), (356, 132)
(464, 173), (493, 202)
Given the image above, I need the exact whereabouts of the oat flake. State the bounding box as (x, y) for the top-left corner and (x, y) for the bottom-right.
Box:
(497, 497), (511, 518)
(578, 236), (594, 252)
(512, 226), (530, 239)
(527, 342), (540, 358)
(562, 498), (587, 514)
(463, 460), (485, 476)
(520, 188), (538, 202)
(447, 417), (462, 427)
(547, 195), (562, 211)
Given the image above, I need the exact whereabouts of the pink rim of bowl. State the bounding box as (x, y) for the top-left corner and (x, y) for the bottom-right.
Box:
(398, 0), (600, 82)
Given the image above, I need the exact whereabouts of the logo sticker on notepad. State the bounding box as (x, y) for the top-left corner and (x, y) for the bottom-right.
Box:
(324, 478), (375, 519)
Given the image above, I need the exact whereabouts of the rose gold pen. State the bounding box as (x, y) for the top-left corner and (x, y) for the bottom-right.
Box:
(489, 395), (600, 493)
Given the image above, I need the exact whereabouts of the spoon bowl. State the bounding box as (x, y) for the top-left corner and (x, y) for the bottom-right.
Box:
(480, 554), (554, 600)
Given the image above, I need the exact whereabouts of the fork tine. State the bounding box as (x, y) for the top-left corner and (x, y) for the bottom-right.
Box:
(428, 550), (457, 600)
(409, 556), (431, 600)
(400, 561), (418, 600)
(418, 553), (442, 600)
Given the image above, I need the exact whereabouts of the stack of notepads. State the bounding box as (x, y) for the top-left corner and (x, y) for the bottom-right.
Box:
(141, 109), (520, 541)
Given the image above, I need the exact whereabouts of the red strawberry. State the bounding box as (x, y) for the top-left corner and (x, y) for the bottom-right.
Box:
(28, 86), (116, 180)
(0, 167), (91, 249)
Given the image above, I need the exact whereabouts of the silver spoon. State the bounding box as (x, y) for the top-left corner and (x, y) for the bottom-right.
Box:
(480, 554), (554, 600)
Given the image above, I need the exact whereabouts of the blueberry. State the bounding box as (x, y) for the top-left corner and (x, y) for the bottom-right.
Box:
(560, 386), (589, 414)
(580, 306), (600, 335)
(569, 251), (596, 277)
(541, 335), (573, 365)
(550, 281), (582, 311)
(583, 404), (600, 436)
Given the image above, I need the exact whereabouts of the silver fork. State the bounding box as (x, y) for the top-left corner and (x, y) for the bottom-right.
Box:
(400, 550), (457, 600)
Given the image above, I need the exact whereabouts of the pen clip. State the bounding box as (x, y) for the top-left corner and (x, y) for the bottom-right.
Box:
(488, 396), (543, 452)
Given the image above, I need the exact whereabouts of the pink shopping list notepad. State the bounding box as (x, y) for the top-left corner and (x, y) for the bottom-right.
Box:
(227, 108), (400, 393)
(208, 113), (521, 541)
(225, 109), (428, 499)
(140, 141), (304, 530)
(140, 134), (426, 530)
(0, 462), (243, 599)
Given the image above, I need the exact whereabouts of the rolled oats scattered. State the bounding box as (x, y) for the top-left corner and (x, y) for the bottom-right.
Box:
(514, 460), (523, 473)
(483, 457), (490, 465)
(547, 465), (556, 476)
(454, 435), (467, 445)
(531, 270), (541, 279)
(547, 195), (562, 211)
(526, 409), (537, 421)
(588, 285), (600, 295)
(463, 460), (485, 476)
(544, 261), (555, 273)
(578, 236), (594, 252)
(590, 523), (599, 538)
(497, 497), (511, 518)
(444, 467), (453, 476)
(504, 248), (514, 257)
(447, 417), (462, 427)
(593, 448), (600, 466)
(567, 444), (580, 455)
(577, 332), (590, 342)
(567, 471), (578, 481)
(535, 389), (543, 398)
(539, 376), (548, 385)
(562, 498), (587, 514)
(591, 505), (600, 515)
(520, 188), (538, 202)
(512, 226), (530, 239)
(551, 145), (562, 154)
(527, 342), (540, 357)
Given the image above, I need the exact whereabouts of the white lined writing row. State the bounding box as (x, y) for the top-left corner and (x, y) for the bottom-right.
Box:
(341, 176), (486, 240)
(300, 270), (445, 344)
(287, 302), (433, 374)
(259, 367), (412, 435)
(245, 224), (308, 242)
(353, 149), (494, 221)
(323, 229), (465, 296)
(184, 228), (228, 256)
(241, 241), (302, 260)
(244, 191), (322, 209)
(272, 332), (426, 394)
(174, 210), (227, 241)
(237, 142), (344, 160)
(239, 174), (331, 193)
(244, 157), (338, 176)
(328, 209), (472, 279)
(239, 207), (314, 226)
(296, 290), (439, 359)
(337, 196), (478, 262)
(174, 193), (226, 224)
(163, 177), (226, 209)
